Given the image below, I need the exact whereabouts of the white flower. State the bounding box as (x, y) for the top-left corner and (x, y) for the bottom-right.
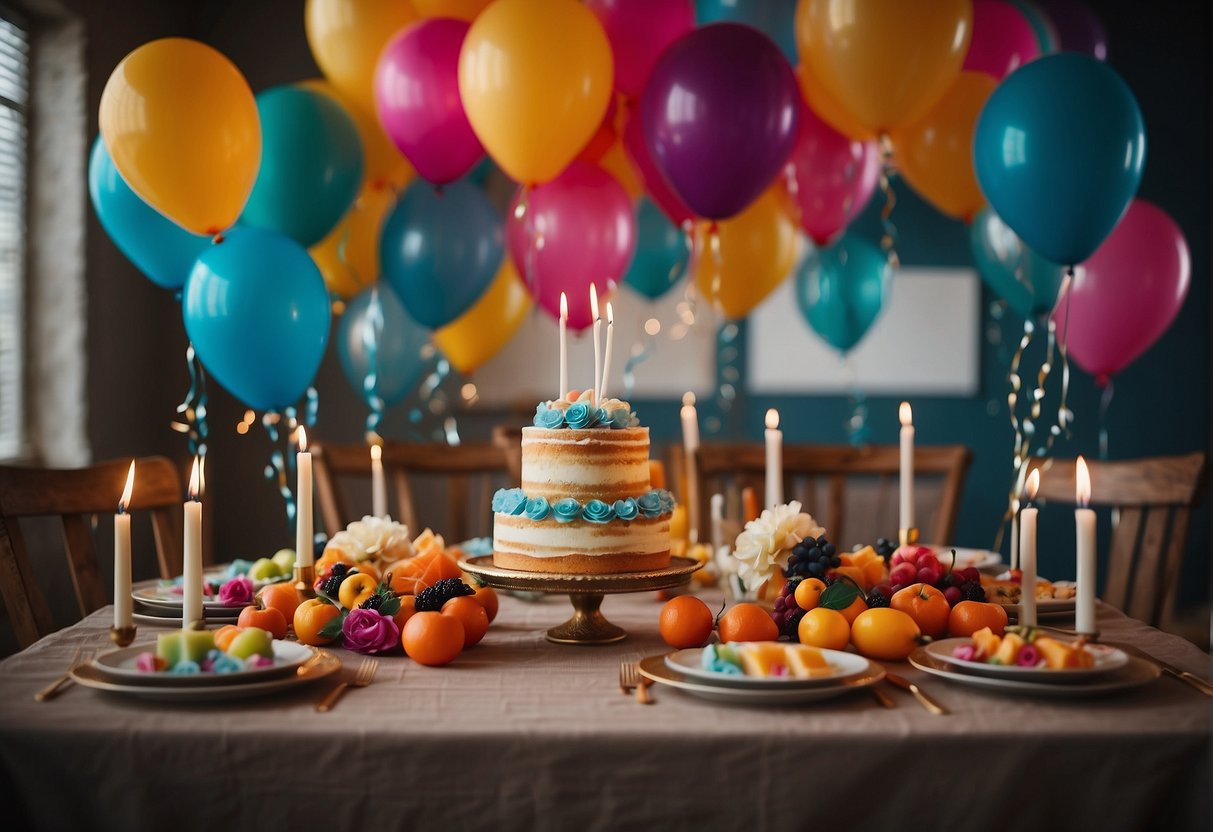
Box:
(730, 501), (825, 587)
(324, 515), (413, 564)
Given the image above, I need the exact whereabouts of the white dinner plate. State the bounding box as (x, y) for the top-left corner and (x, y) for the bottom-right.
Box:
(71, 651), (341, 702)
(931, 546), (1002, 572)
(639, 655), (885, 705)
(925, 637), (1129, 683)
(132, 603), (241, 625)
(664, 646), (870, 688)
(93, 639), (314, 686)
(909, 648), (1159, 698)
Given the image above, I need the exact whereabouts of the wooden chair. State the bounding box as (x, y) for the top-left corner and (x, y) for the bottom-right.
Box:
(0, 456), (183, 649)
(1029, 453), (1206, 629)
(670, 443), (973, 548)
(312, 440), (513, 543)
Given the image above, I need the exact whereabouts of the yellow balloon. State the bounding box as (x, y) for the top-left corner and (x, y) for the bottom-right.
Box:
(305, 0), (420, 116)
(889, 71), (995, 222)
(298, 79), (415, 191)
(434, 260), (532, 374)
(309, 182), (397, 298)
(413, 0), (493, 21)
(458, 0), (614, 184)
(99, 38), (260, 235)
(796, 0), (973, 133)
(694, 187), (797, 320)
(598, 139), (643, 201)
(796, 65), (877, 143)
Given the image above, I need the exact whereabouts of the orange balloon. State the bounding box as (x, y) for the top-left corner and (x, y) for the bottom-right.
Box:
(889, 71), (995, 222)
(598, 139), (643, 200)
(309, 182), (397, 298)
(796, 0), (972, 132)
(305, 0), (420, 115)
(413, 0), (493, 21)
(694, 187), (798, 320)
(433, 259), (531, 373)
(796, 65), (877, 142)
(298, 79), (414, 191)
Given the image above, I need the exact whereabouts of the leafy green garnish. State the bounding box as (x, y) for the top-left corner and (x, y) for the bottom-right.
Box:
(819, 578), (862, 611)
(318, 609), (347, 640)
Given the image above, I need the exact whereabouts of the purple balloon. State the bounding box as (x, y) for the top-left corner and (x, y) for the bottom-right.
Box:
(1037, 0), (1107, 60)
(641, 23), (800, 220)
(374, 18), (484, 184)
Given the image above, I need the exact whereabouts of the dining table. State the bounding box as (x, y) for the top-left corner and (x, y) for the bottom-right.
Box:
(0, 588), (1209, 832)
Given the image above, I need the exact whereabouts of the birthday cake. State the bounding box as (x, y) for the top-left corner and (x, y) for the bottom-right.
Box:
(492, 391), (674, 574)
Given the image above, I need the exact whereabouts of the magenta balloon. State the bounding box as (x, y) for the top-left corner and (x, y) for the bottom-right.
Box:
(1053, 200), (1190, 383)
(964, 0), (1042, 80)
(641, 23), (800, 220)
(622, 108), (695, 227)
(507, 162), (637, 331)
(784, 105), (881, 246)
(587, 0), (694, 98)
(374, 18), (484, 184)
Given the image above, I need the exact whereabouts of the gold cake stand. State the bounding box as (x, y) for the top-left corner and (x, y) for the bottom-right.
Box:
(458, 555), (702, 646)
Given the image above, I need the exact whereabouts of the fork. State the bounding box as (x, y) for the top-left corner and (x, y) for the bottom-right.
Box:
(316, 658), (378, 712)
(35, 648), (91, 702)
(619, 661), (654, 705)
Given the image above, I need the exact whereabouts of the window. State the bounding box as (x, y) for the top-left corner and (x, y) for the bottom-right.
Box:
(0, 7), (28, 460)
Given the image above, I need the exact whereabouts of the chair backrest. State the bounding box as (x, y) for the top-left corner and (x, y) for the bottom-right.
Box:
(1029, 452), (1206, 628)
(0, 456), (183, 649)
(312, 440), (513, 543)
(669, 442), (973, 548)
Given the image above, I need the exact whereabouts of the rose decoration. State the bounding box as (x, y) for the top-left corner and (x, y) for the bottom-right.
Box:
(342, 608), (401, 655)
(533, 403), (566, 429)
(583, 499), (615, 524)
(553, 498), (583, 523)
(613, 497), (639, 521)
(637, 490), (669, 519)
(564, 401), (601, 430)
(218, 575), (254, 606)
(607, 408), (634, 428)
(731, 501), (825, 587)
(524, 496), (551, 521)
(492, 488), (528, 515)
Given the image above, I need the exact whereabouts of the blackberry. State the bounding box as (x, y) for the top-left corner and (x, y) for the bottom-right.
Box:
(329, 562), (350, 578)
(961, 582), (987, 603)
(780, 609), (805, 639)
(320, 574), (344, 598)
(866, 591), (890, 608)
(874, 537), (896, 561)
(360, 594), (384, 612)
(415, 578), (475, 612)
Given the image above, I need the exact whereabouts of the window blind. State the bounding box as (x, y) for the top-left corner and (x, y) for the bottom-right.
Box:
(0, 8), (28, 460)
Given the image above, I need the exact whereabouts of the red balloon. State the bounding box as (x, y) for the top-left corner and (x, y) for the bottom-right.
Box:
(963, 0), (1042, 80)
(622, 106), (695, 227)
(586, 0), (694, 98)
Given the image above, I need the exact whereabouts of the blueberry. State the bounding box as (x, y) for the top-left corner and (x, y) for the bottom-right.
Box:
(808, 547), (822, 560)
(808, 562), (824, 577)
(822, 543), (836, 557)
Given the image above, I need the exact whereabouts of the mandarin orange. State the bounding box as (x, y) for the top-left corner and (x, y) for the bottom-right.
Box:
(717, 602), (779, 643)
(658, 595), (715, 649)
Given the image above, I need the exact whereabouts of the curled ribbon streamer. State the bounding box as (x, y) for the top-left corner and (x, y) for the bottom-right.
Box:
(878, 134), (900, 271)
(362, 286), (386, 437)
(839, 356), (869, 447)
(1098, 379), (1114, 460)
(260, 413), (296, 524)
(622, 333), (656, 399)
(175, 343), (210, 458)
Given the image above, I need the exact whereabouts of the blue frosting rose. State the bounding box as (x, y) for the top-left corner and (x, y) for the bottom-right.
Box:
(553, 498), (583, 523)
(492, 488), (527, 515)
(533, 403), (565, 429)
(564, 402), (601, 430)
(607, 408), (633, 429)
(524, 496), (551, 521)
(582, 499), (615, 524)
(613, 497), (639, 521)
(656, 489), (676, 513)
(636, 490), (665, 519)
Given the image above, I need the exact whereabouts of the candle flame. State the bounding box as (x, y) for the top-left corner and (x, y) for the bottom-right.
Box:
(765, 408), (779, 430)
(188, 456), (201, 501)
(560, 292), (568, 321)
(1076, 455), (1091, 506)
(1026, 468), (1040, 500)
(370, 443), (382, 462)
(606, 301), (613, 325)
(899, 401), (912, 426)
(297, 425), (309, 453)
(589, 282), (599, 320)
(682, 391), (696, 407)
(119, 460), (135, 512)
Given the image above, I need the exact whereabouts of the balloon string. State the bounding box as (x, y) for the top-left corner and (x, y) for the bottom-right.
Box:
(362, 285), (385, 439)
(840, 355), (868, 447)
(622, 332), (656, 400)
(706, 221), (723, 313)
(878, 134), (900, 270)
(261, 412), (296, 525)
(173, 342), (210, 458)
(1098, 379), (1114, 460)
(993, 318), (1035, 553)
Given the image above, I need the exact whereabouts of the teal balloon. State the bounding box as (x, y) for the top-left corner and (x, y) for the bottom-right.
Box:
(241, 86), (363, 247)
(184, 226), (331, 411)
(970, 207), (1067, 319)
(380, 179), (502, 328)
(696, 0), (798, 64)
(88, 136), (210, 290)
(1010, 1), (1059, 54)
(623, 198), (689, 300)
(796, 234), (889, 354)
(974, 53), (1145, 265)
(337, 283), (430, 406)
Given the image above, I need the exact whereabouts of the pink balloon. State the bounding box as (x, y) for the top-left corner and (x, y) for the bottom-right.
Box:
(587, 0), (695, 98)
(622, 107), (695, 227)
(374, 18), (484, 184)
(784, 104), (881, 245)
(1054, 200), (1190, 384)
(507, 162), (637, 331)
(963, 0), (1042, 80)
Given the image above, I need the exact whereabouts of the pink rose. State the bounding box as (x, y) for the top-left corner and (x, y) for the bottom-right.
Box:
(342, 608), (400, 655)
(218, 576), (254, 606)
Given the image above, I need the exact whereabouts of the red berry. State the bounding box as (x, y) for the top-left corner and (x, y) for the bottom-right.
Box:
(962, 567), (981, 582)
(944, 586), (963, 606)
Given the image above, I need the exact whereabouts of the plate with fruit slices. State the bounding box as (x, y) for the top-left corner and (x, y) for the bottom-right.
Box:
(931, 547), (1002, 573)
(665, 643), (871, 689)
(93, 636), (316, 686)
(924, 634), (1130, 683)
(640, 653), (886, 705)
(908, 647), (1159, 698)
(132, 555), (294, 611)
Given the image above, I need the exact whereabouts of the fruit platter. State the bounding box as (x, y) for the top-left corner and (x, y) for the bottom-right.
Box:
(981, 572), (1078, 619)
(131, 549), (298, 623)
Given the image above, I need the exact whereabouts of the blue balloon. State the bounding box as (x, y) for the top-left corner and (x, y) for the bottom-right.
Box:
(623, 198), (689, 301)
(241, 86), (364, 248)
(696, 0), (798, 64)
(974, 53), (1145, 265)
(184, 226), (331, 411)
(337, 283), (431, 407)
(796, 234), (890, 354)
(88, 136), (211, 290)
(970, 207), (1067, 319)
(380, 180), (503, 329)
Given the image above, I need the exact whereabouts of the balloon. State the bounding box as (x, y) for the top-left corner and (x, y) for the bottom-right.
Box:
(87, 137), (210, 291)
(643, 23), (800, 220)
(381, 179), (504, 329)
(796, 0), (972, 132)
(337, 283), (432, 406)
(241, 86), (363, 247)
(796, 233), (890, 354)
(889, 71), (996, 222)
(507, 162), (636, 331)
(622, 109), (695, 226)
(1037, 0), (1106, 60)
(458, 0), (614, 184)
(183, 227), (331, 411)
(696, 0), (799, 63)
(969, 207), (1067, 319)
(309, 182), (396, 298)
(796, 64), (878, 142)
(598, 139), (643, 200)
(374, 19), (484, 184)
(1054, 200), (1190, 382)
(974, 53), (1145, 265)
(624, 198), (690, 301)
(433, 260), (532, 374)
(99, 38), (260, 235)
(304, 0), (419, 115)
(301, 79), (415, 191)
(1011, 1), (1060, 54)
(412, 0), (493, 20)
(694, 186), (797, 320)
(587, 0), (694, 98)
(963, 0), (1042, 80)
(784, 104), (881, 245)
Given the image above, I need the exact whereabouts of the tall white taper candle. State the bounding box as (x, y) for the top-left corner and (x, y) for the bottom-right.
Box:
(1018, 468), (1040, 627)
(371, 442), (386, 519)
(296, 427), (314, 568)
(899, 402), (915, 532)
(182, 457), (203, 629)
(764, 409), (783, 508)
(1075, 456), (1097, 634)
(113, 461), (135, 630)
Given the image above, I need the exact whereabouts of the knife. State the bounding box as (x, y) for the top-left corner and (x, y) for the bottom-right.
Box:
(1103, 641), (1213, 697)
(885, 672), (949, 715)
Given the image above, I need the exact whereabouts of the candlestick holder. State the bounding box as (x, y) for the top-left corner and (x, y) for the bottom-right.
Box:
(109, 625), (137, 647)
(293, 564), (317, 599)
(898, 527), (919, 547)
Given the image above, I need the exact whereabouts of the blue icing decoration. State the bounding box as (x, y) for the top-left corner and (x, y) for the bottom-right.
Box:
(211, 655), (244, 674)
(608, 408), (632, 429)
(613, 497), (639, 521)
(524, 496), (551, 521)
(564, 401), (600, 430)
(171, 660), (201, 675)
(534, 404), (565, 429)
(553, 498), (582, 523)
(636, 490), (666, 519)
(657, 489), (676, 513)
(583, 499), (615, 524)
(492, 488), (527, 515)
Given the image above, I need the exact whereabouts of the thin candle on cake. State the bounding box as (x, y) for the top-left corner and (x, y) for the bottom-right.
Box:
(1018, 468), (1040, 628)
(598, 302), (614, 402)
(111, 460), (136, 646)
(558, 291), (568, 399)
(182, 456), (203, 630)
(899, 402), (916, 545)
(1075, 456), (1097, 636)
(590, 283), (601, 405)
(764, 409), (783, 508)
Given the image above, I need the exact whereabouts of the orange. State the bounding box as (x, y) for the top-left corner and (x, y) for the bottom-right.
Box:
(850, 608), (922, 660)
(392, 595), (418, 631)
(793, 578), (826, 611)
(293, 598), (341, 646)
(473, 585), (499, 623)
(717, 603), (780, 643)
(947, 600), (1009, 638)
(402, 611), (464, 666)
(797, 608), (850, 650)
(442, 596), (490, 647)
(258, 582), (301, 625)
(658, 595), (714, 649)
(832, 565), (869, 592)
(387, 571), (419, 595)
(213, 624), (242, 652)
(390, 548), (464, 592)
(890, 583), (950, 638)
(237, 604), (287, 640)
(837, 594), (869, 625)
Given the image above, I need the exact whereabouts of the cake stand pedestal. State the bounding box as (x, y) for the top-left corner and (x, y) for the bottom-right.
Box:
(458, 556), (702, 645)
